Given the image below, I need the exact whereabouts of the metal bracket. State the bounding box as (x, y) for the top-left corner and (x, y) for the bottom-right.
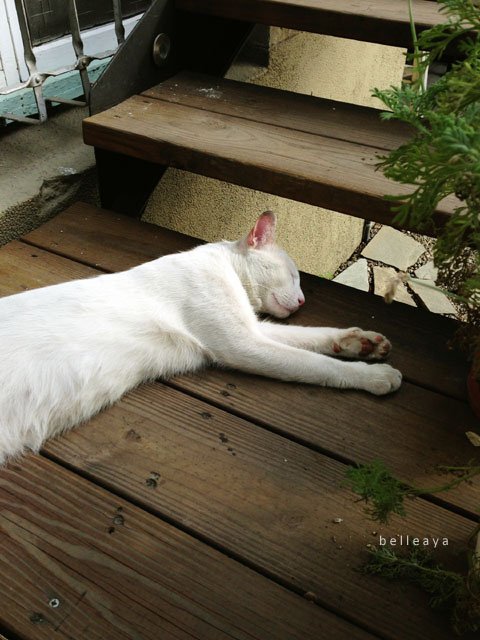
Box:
(89, 0), (175, 115)
(90, 0), (253, 217)
(89, 0), (176, 216)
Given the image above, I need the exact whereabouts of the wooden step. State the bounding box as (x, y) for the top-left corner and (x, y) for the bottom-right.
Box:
(176, 0), (444, 48)
(21, 203), (480, 518)
(83, 72), (456, 232)
(5, 201), (478, 639)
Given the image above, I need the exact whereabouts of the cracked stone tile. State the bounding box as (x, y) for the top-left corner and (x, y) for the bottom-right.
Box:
(415, 260), (438, 281)
(409, 279), (457, 315)
(333, 258), (369, 291)
(361, 227), (425, 270)
(373, 266), (415, 306)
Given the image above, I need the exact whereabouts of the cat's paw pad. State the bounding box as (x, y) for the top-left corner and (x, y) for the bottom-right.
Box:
(334, 328), (391, 360)
(363, 363), (402, 395)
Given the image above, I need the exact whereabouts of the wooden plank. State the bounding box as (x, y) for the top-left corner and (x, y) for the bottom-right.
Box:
(0, 456), (364, 640)
(22, 203), (468, 400)
(171, 370), (480, 515)
(5, 217), (478, 515)
(0, 240), (100, 296)
(43, 382), (477, 640)
(175, 0), (445, 48)
(142, 71), (413, 152)
(21, 201), (197, 272)
(82, 94), (455, 230)
(298, 271), (468, 400)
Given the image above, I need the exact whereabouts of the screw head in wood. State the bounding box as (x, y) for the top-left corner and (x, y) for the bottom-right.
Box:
(152, 33), (171, 68)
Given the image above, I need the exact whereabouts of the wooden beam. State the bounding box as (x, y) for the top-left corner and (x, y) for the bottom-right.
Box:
(176, 0), (445, 48)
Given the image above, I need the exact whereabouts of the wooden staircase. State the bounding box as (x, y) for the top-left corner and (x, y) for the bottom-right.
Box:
(3, 4), (478, 640)
(84, 0), (455, 230)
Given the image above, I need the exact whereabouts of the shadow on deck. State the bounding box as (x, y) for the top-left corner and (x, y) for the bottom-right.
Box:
(0, 202), (478, 640)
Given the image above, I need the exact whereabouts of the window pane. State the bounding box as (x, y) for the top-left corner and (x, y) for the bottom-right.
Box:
(24, 0), (151, 46)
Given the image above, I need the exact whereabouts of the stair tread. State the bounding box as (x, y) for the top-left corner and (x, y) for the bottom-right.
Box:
(143, 72), (412, 152)
(83, 72), (455, 231)
(176, 0), (444, 47)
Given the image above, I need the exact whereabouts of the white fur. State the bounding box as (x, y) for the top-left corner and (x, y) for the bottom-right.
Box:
(0, 211), (401, 464)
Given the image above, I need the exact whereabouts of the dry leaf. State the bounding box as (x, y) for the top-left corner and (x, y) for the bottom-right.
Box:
(384, 271), (408, 304)
(465, 431), (480, 447)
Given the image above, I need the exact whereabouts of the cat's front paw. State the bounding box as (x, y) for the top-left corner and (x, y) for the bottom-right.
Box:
(334, 328), (391, 361)
(362, 363), (402, 395)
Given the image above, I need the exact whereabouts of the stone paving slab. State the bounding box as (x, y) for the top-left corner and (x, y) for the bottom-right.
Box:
(332, 258), (369, 291)
(409, 279), (457, 315)
(373, 266), (415, 306)
(361, 227), (425, 270)
(415, 260), (438, 281)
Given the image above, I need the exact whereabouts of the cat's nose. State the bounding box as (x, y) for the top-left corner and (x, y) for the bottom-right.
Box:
(298, 296), (305, 306)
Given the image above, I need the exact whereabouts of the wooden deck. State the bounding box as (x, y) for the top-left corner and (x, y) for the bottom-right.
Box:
(0, 201), (479, 639)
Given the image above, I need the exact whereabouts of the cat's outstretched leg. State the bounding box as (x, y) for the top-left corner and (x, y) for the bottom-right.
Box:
(259, 323), (391, 360)
(213, 332), (401, 395)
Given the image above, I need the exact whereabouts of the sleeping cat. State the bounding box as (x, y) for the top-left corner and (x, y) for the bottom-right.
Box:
(0, 211), (401, 465)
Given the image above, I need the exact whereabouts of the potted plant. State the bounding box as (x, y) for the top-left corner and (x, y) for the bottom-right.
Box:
(373, 0), (480, 412)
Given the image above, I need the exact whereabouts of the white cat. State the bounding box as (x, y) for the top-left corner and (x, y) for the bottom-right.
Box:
(0, 211), (401, 465)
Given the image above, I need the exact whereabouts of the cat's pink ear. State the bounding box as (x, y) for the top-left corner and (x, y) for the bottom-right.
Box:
(246, 211), (277, 248)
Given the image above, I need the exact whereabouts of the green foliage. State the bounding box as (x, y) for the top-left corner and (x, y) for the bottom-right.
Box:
(345, 459), (480, 524)
(364, 546), (480, 635)
(346, 459), (480, 634)
(374, 0), (480, 356)
(345, 460), (409, 523)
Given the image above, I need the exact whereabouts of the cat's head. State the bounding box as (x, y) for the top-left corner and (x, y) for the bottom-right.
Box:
(236, 211), (305, 319)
